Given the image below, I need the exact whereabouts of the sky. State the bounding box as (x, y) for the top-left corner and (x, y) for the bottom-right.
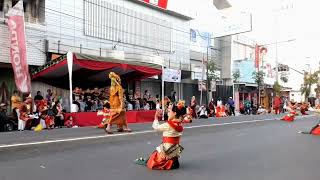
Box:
(168, 0), (320, 91)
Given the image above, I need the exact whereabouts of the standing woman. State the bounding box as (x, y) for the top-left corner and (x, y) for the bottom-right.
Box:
(190, 96), (197, 118)
(136, 101), (186, 170)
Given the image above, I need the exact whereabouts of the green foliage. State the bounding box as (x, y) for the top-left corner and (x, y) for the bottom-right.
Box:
(207, 60), (219, 82)
(273, 81), (282, 96)
(301, 71), (319, 98)
(233, 70), (240, 83)
(252, 70), (265, 85)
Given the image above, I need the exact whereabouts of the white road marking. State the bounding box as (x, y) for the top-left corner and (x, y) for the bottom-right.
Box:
(0, 115), (314, 149)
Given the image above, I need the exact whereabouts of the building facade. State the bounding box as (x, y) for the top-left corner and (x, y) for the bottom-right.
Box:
(0, 0), (195, 103)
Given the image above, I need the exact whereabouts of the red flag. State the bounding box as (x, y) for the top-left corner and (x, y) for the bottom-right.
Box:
(7, 0), (31, 93)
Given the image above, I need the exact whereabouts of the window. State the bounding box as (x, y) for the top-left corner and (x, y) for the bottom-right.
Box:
(0, 0), (3, 12)
(190, 29), (197, 42)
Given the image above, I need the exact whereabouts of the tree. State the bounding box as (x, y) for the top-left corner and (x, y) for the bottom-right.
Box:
(273, 81), (282, 96)
(252, 70), (265, 105)
(207, 60), (219, 82)
(252, 70), (265, 86)
(233, 70), (240, 83)
(301, 71), (318, 100)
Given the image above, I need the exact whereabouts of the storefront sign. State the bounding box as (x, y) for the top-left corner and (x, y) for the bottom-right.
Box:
(7, 1), (31, 93)
(198, 81), (207, 91)
(163, 68), (181, 83)
(140, 0), (168, 9)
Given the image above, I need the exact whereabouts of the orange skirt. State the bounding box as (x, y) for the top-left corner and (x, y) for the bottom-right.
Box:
(147, 151), (179, 170)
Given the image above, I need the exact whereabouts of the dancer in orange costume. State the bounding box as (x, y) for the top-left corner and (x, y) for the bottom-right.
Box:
(135, 101), (186, 170)
(281, 100), (297, 122)
(106, 72), (131, 134)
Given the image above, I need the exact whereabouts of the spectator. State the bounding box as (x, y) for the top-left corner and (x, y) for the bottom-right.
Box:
(257, 106), (267, 115)
(46, 89), (53, 107)
(52, 101), (64, 128)
(273, 95), (282, 114)
(171, 91), (177, 103)
(198, 105), (208, 119)
(208, 98), (215, 117)
(0, 103), (9, 131)
(244, 98), (251, 115)
(11, 90), (21, 119)
(34, 91), (43, 103)
(72, 87), (82, 111)
(143, 100), (150, 110)
(227, 97), (235, 116)
(143, 90), (150, 101)
(190, 96), (197, 118)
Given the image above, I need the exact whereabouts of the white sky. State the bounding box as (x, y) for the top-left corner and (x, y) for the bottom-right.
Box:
(168, 0), (320, 91)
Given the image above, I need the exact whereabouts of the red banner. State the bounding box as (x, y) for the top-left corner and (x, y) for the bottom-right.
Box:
(7, 1), (31, 93)
(142, 0), (168, 9)
(255, 44), (260, 68)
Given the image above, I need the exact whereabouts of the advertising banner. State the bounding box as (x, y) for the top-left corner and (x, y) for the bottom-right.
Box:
(7, 0), (31, 93)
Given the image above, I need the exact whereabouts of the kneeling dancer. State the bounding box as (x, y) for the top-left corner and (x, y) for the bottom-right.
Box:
(136, 101), (186, 170)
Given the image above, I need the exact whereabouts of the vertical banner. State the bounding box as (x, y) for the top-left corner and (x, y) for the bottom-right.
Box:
(255, 44), (260, 68)
(67, 52), (73, 111)
(7, 1), (31, 93)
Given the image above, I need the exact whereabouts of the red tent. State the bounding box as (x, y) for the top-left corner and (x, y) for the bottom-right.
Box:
(32, 52), (162, 88)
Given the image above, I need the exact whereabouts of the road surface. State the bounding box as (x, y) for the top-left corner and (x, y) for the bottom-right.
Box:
(0, 114), (319, 180)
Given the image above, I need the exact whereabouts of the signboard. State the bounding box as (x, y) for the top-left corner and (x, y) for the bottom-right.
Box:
(233, 60), (255, 83)
(198, 81), (207, 91)
(190, 29), (212, 53)
(210, 80), (216, 91)
(191, 67), (207, 80)
(213, 11), (252, 38)
(163, 68), (181, 82)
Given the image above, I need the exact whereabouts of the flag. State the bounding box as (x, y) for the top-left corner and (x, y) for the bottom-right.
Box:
(6, 0), (31, 93)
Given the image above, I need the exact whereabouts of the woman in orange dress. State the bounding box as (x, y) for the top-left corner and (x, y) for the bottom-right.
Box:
(135, 101), (186, 170)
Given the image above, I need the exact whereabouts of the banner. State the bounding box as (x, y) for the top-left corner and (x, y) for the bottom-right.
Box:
(255, 45), (260, 68)
(163, 68), (181, 82)
(7, 0), (31, 93)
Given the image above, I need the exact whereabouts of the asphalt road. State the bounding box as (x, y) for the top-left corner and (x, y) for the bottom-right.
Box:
(0, 114), (319, 180)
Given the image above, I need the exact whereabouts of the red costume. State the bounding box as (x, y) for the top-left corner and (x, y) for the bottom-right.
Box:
(273, 96), (282, 114)
(281, 101), (297, 122)
(38, 100), (55, 129)
(146, 119), (184, 170)
(216, 105), (226, 117)
(182, 107), (193, 123)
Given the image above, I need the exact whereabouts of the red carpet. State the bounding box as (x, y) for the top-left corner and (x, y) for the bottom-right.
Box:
(66, 110), (156, 127)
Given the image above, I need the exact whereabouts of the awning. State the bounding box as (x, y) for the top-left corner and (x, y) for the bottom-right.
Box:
(32, 53), (162, 89)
